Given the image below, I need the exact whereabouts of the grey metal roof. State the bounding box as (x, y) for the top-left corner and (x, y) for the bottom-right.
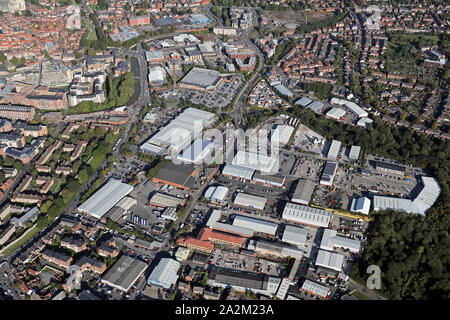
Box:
(292, 179), (316, 205)
(101, 255), (148, 292)
(282, 203), (331, 228)
(77, 179), (133, 219)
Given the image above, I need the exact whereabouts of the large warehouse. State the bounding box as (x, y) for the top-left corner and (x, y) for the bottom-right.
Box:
(291, 179), (316, 205)
(140, 107), (215, 154)
(179, 67), (222, 91)
(281, 225), (308, 247)
(149, 192), (186, 208)
(77, 179), (133, 219)
(204, 185), (229, 204)
(320, 228), (360, 253)
(315, 249), (344, 272)
(253, 172), (285, 188)
(232, 215), (278, 236)
(234, 192), (268, 210)
(350, 197), (371, 215)
(348, 145), (361, 160)
(222, 164), (255, 180)
(231, 150), (278, 175)
(271, 124), (294, 145)
(177, 138), (213, 164)
(152, 161), (197, 190)
(147, 258), (180, 289)
(282, 202), (331, 228)
(248, 239), (303, 259)
(206, 210), (254, 237)
(326, 140), (341, 159)
(101, 255), (148, 292)
(320, 161), (338, 186)
(208, 266), (281, 298)
(330, 98), (368, 118)
(373, 176), (441, 215)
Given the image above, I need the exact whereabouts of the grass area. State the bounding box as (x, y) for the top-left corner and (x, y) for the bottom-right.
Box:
(82, 16), (97, 41)
(0, 224), (39, 255)
(350, 290), (372, 300)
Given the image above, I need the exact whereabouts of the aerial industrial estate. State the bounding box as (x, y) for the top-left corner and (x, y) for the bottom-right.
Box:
(0, 0), (448, 305)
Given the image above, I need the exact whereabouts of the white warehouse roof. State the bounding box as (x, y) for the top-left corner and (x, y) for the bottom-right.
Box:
(330, 98), (368, 118)
(234, 192), (267, 210)
(222, 164), (254, 180)
(147, 258), (180, 289)
(282, 225), (308, 247)
(78, 179), (133, 219)
(320, 228), (360, 253)
(295, 96), (312, 107)
(272, 125), (294, 145)
(204, 186), (229, 203)
(232, 215), (278, 236)
(349, 145), (361, 160)
(301, 279), (330, 298)
(231, 150), (278, 174)
(351, 197), (370, 215)
(373, 176), (441, 215)
(206, 210), (254, 237)
(282, 202), (331, 228)
(177, 138), (213, 163)
(326, 107), (346, 120)
(412, 176), (441, 214)
(327, 140), (341, 159)
(315, 249), (344, 272)
(145, 107), (215, 153)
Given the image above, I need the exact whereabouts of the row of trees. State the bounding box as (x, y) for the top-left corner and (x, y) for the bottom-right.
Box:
(36, 126), (120, 230)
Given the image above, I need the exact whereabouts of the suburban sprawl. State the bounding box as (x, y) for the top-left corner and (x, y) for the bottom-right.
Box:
(0, 0), (448, 303)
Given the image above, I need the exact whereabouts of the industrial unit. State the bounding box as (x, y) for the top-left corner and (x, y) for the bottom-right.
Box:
(282, 203), (331, 228)
(77, 179), (133, 219)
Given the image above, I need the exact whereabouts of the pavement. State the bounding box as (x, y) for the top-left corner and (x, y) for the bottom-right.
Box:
(348, 278), (387, 300)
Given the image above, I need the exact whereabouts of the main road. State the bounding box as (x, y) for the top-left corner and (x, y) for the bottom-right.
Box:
(227, 26), (266, 129)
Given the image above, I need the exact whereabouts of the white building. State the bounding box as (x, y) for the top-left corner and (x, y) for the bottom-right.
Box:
(326, 107), (346, 120)
(320, 161), (338, 186)
(232, 215), (278, 236)
(141, 107), (215, 154)
(272, 124), (294, 145)
(320, 228), (360, 253)
(301, 279), (330, 299)
(177, 138), (213, 164)
(147, 258), (180, 289)
(348, 145), (361, 160)
(222, 164), (254, 180)
(281, 225), (308, 247)
(231, 150), (278, 175)
(351, 197), (370, 215)
(204, 186), (229, 203)
(373, 176), (441, 215)
(282, 202), (331, 228)
(330, 98), (368, 118)
(315, 249), (344, 272)
(77, 179), (133, 219)
(327, 140), (341, 159)
(234, 192), (267, 210)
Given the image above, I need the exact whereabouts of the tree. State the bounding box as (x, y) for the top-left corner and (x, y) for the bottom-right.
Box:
(431, 121), (439, 130)
(9, 56), (19, 66)
(13, 160), (24, 171)
(87, 48), (96, 57)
